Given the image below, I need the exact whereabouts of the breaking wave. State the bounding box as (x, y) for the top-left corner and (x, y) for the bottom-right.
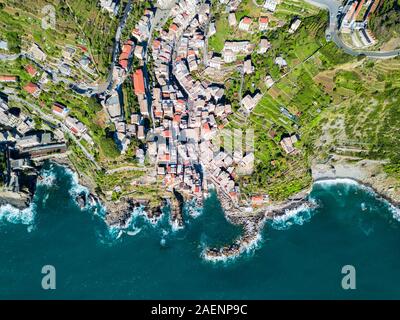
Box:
(37, 164), (56, 187)
(270, 202), (317, 231)
(314, 178), (400, 222)
(183, 199), (203, 219)
(0, 203), (36, 230)
(201, 233), (264, 264)
(64, 167), (90, 199)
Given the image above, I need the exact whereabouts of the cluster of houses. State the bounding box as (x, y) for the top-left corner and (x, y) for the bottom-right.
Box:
(0, 96), (67, 158)
(128, 0), (262, 203)
(0, 96), (68, 196)
(237, 16), (271, 33)
(340, 0), (379, 47)
(101, 8), (157, 154)
(52, 102), (93, 146)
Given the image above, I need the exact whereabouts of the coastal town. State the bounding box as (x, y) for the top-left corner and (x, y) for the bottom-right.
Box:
(0, 0), (400, 260)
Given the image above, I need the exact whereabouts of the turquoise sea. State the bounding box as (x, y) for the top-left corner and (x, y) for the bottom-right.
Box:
(1, 163), (400, 299)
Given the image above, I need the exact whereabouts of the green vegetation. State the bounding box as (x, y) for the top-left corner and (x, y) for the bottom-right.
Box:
(370, 0), (400, 42)
(231, 10), (358, 201)
(0, 0), (118, 75)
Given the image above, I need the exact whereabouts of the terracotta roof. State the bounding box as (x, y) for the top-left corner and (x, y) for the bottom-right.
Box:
(119, 59), (128, 70)
(23, 82), (39, 95)
(77, 45), (87, 52)
(259, 17), (269, 24)
(121, 43), (133, 54)
(119, 52), (130, 61)
(53, 105), (64, 114)
(25, 64), (37, 76)
(132, 69), (145, 95)
(202, 122), (211, 133)
(242, 17), (252, 24)
(173, 114), (181, 122)
(169, 24), (179, 32)
(0, 75), (17, 82)
(152, 39), (161, 49)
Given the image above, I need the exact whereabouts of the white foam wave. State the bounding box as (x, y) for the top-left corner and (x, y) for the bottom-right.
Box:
(271, 203), (316, 230)
(0, 203), (36, 228)
(64, 167), (89, 199)
(314, 178), (400, 223)
(170, 218), (184, 232)
(184, 200), (203, 219)
(126, 228), (142, 236)
(202, 233), (263, 264)
(314, 178), (360, 187)
(37, 165), (56, 187)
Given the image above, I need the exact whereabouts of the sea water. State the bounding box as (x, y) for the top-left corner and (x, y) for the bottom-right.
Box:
(1, 163), (400, 299)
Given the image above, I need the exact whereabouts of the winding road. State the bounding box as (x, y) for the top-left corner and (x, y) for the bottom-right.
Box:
(305, 0), (400, 59)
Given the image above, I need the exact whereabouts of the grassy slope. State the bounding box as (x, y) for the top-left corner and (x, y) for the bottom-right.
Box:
(232, 10), (357, 201)
(369, 0), (400, 42)
(0, 0), (118, 75)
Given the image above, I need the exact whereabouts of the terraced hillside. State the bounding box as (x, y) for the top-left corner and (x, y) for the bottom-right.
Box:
(0, 0), (119, 75)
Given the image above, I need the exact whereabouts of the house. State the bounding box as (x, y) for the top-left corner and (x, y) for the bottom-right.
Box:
(25, 64), (37, 77)
(0, 75), (18, 83)
(263, 0), (278, 12)
(79, 56), (91, 69)
(251, 195), (265, 207)
(257, 38), (271, 54)
(243, 58), (254, 74)
(65, 116), (87, 136)
(139, 96), (149, 117)
(238, 17), (252, 32)
(59, 63), (71, 76)
(275, 56), (287, 68)
(228, 12), (237, 27)
(99, 0), (119, 16)
(259, 17), (269, 31)
(137, 125), (145, 140)
(105, 94), (122, 119)
(289, 19), (301, 34)
(209, 56), (223, 70)
(133, 69), (145, 96)
(134, 45), (144, 60)
(280, 135), (298, 154)
(27, 43), (47, 62)
(223, 41), (251, 54)
(223, 50), (236, 63)
(52, 102), (69, 118)
(208, 22), (216, 37)
(23, 82), (40, 96)
(241, 93), (262, 113)
(0, 40), (8, 51)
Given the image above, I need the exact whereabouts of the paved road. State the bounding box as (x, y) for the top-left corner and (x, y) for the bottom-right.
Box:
(0, 53), (20, 61)
(9, 96), (101, 170)
(305, 0), (400, 59)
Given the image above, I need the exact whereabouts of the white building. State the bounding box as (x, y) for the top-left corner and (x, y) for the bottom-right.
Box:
(289, 19), (301, 33)
(263, 0), (277, 12)
(238, 17), (252, 32)
(228, 12), (237, 27)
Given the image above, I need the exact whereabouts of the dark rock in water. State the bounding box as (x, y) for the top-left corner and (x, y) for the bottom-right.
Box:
(75, 192), (87, 209)
(88, 194), (97, 206)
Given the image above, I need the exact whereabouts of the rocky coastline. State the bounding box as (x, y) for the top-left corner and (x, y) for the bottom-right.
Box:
(3, 155), (400, 263)
(202, 157), (400, 261)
